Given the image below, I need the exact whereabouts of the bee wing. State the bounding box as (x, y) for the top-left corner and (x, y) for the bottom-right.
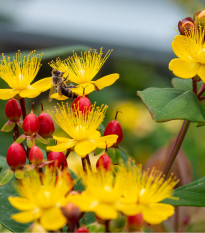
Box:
(49, 85), (56, 102)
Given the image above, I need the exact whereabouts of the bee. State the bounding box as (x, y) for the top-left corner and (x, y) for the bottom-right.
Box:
(49, 70), (77, 101)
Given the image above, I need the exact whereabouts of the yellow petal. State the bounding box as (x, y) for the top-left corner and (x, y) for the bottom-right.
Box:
(94, 204), (118, 220)
(40, 207), (67, 231)
(50, 93), (68, 100)
(93, 73), (119, 90)
(47, 139), (75, 152)
(197, 64), (205, 82)
(169, 58), (199, 79)
(117, 203), (142, 216)
(88, 130), (101, 139)
(31, 77), (52, 92)
(95, 135), (118, 148)
(53, 136), (72, 142)
(142, 203), (174, 225)
(19, 86), (41, 98)
(74, 140), (97, 157)
(9, 197), (35, 211)
(11, 209), (41, 223)
(0, 89), (19, 100)
(172, 35), (194, 60)
(73, 83), (95, 96)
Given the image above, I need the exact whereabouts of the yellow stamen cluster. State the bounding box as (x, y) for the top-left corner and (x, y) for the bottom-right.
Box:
(50, 48), (112, 84)
(50, 103), (107, 140)
(0, 51), (42, 89)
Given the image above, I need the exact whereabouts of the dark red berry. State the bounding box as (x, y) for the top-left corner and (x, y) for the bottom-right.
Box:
(72, 96), (92, 114)
(6, 142), (26, 169)
(96, 154), (113, 171)
(76, 226), (89, 233)
(47, 151), (68, 169)
(178, 17), (194, 35)
(22, 113), (39, 136)
(104, 120), (123, 146)
(5, 99), (22, 122)
(38, 112), (55, 138)
(29, 146), (44, 165)
(127, 213), (144, 230)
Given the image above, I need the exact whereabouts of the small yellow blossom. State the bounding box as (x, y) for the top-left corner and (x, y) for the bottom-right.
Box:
(9, 169), (73, 231)
(46, 103), (118, 158)
(0, 51), (52, 99)
(67, 164), (178, 224)
(49, 48), (119, 98)
(169, 27), (205, 81)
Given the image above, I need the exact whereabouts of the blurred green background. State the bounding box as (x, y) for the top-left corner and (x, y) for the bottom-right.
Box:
(0, 0), (205, 180)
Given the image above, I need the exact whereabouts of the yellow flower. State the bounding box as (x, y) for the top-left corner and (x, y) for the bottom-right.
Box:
(49, 48), (119, 97)
(66, 168), (140, 220)
(9, 169), (73, 231)
(0, 51), (52, 99)
(119, 164), (178, 225)
(169, 28), (205, 81)
(67, 164), (178, 224)
(47, 103), (118, 158)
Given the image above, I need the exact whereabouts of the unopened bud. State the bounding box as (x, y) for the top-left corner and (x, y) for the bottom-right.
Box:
(127, 213), (144, 231)
(61, 203), (81, 225)
(194, 10), (205, 28)
(178, 17), (194, 35)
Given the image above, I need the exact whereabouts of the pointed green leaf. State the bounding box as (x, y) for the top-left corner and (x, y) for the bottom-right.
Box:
(35, 135), (48, 145)
(107, 148), (121, 164)
(16, 134), (26, 144)
(14, 170), (24, 180)
(0, 169), (13, 187)
(1, 121), (15, 133)
(164, 177), (205, 206)
(137, 88), (205, 122)
(26, 137), (33, 148)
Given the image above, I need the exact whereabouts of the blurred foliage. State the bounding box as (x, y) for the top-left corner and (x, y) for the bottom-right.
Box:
(171, 0), (205, 14)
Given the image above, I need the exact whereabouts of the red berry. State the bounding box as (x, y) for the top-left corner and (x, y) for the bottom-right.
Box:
(38, 112), (55, 138)
(47, 151), (68, 169)
(127, 213), (144, 230)
(104, 120), (123, 146)
(6, 142), (26, 169)
(5, 99), (22, 122)
(96, 154), (113, 171)
(178, 17), (194, 35)
(22, 113), (39, 136)
(29, 146), (44, 165)
(76, 226), (89, 233)
(72, 96), (92, 114)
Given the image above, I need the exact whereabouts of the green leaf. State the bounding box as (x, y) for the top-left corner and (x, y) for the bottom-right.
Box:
(0, 169), (13, 187)
(14, 170), (24, 180)
(16, 134), (26, 144)
(1, 121), (15, 133)
(0, 155), (8, 171)
(107, 148), (121, 164)
(26, 137), (33, 148)
(164, 177), (205, 206)
(35, 135), (48, 145)
(137, 88), (205, 122)
(0, 180), (29, 232)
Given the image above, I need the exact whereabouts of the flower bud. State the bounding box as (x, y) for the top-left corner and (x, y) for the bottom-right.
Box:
(5, 99), (22, 122)
(96, 154), (113, 171)
(61, 203), (81, 225)
(104, 120), (123, 146)
(47, 151), (68, 169)
(38, 104), (55, 138)
(6, 142), (26, 169)
(178, 17), (194, 35)
(76, 226), (90, 233)
(127, 213), (144, 231)
(72, 96), (92, 114)
(23, 113), (39, 136)
(29, 146), (44, 165)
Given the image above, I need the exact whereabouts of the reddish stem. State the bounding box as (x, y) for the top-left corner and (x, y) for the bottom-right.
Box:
(19, 98), (27, 120)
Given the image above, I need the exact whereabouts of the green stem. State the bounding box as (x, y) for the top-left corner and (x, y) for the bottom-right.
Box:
(163, 120), (190, 178)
